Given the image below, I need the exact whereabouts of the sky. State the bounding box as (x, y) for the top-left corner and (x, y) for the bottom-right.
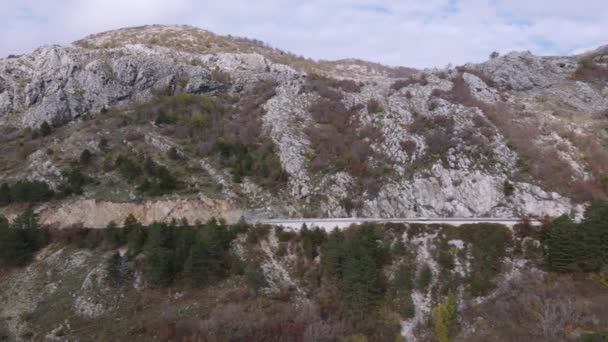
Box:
(0, 0), (607, 68)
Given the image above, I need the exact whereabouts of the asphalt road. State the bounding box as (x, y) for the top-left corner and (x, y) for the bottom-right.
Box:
(252, 217), (537, 230)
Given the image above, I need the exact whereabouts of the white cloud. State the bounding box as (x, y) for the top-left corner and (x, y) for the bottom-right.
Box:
(0, 0), (606, 68)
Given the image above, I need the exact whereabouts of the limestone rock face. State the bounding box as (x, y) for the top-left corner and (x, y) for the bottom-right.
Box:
(1, 25), (607, 223)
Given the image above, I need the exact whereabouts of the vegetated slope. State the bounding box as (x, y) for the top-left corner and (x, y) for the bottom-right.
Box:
(1, 25), (608, 226)
(2, 204), (608, 341)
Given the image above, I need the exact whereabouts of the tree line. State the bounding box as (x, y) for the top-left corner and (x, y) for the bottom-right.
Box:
(0, 208), (48, 266)
(544, 200), (608, 272)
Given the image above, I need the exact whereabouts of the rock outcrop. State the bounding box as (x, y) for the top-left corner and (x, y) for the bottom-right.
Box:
(1, 25), (607, 224)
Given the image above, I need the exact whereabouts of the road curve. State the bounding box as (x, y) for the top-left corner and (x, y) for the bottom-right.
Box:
(252, 217), (537, 230)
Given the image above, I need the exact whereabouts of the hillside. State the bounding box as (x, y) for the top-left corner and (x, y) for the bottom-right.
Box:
(1, 207), (608, 341)
(1, 24), (608, 341)
(1, 25), (607, 226)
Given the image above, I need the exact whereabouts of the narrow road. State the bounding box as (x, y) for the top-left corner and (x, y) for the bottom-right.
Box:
(253, 217), (537, 230)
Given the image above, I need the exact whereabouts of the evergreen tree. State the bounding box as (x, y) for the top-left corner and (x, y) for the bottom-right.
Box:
(104, 221), (124, 247)
(417, 264), (433, 291)
(144, 246), (175, 286)
(321, 229), (346, 278)
(0, 208), (48, 265)
(244, 263), (267, 293)
(106, 252), (123, 285)
(173, 226), (196, 278)
(39, 121), (52, 137)
(125, 214), (146, 255)
(59, 167), (89, 195)
(0, 183), (11, 206)
(341, 238), (383, 318)
(388, 261), (415, 318)
(184, 220), (232, 285)
(546, 215), (581, 272)
(80, 149), (93, 165)
(582, 201), (608, 267)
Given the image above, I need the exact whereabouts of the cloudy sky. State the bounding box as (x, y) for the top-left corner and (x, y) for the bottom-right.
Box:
(1, 0), (607, 68)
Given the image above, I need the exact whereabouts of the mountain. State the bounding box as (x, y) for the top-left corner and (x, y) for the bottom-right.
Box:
(1, 25), (607, 228)
(2, 25), (608, 341)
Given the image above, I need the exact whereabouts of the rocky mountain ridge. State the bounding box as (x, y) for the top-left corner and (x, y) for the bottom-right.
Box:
(1, 25), (607, 226)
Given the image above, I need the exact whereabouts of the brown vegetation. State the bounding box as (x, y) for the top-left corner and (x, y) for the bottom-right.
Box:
(433, 73), (605, 200)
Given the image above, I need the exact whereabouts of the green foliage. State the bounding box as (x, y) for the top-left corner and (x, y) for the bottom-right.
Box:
(213, 139), (287, 185)
(545, 200), (608, 272)
(546, 215), (581, 272)
(59, 167), (90, 195)
(433, 291), (457, 342)
(516, 157), (529, 172)
(246, 225), (271, 244)
(321, 224), (387, 318)
(461, 224), (510, 296)
(98, 137), (109, 152)
(114, 154), (179, 196)
(125, 214), (146, 255)
(115, 155), (143, 180)
(0, 183), (11, 206)
(106, 252), (123, 285)
(190, 112), (209, 129)
(184, 219), (234, 286)
(580, 331), (608, 342)
(80, 149), (93, 165)
(390, 262), (416, 318)
(39, 121), (52, 137)
(167, 147), (181, 160)
(104, 221), (125, 247)
(0, 208), (48, 266)
(0, 180), (55, 207)
(245, 263), (268, 293)
(301, 226), (326, 260)
(321, 229), (347, 277)
(416, 263), (433, 291)
(503, 180), (514, 196)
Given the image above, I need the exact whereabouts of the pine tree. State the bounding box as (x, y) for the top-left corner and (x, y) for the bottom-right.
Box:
(1, 208), (48, 265)
(391, 262), (415, 318)
(321, 229), (346, 278)
(145, 246), (175, 286)
(39, 121), (52, 137)
(0, 183), (11, 206)
(104, 221), (124, 247)
(125, 214), (146, 255)
(546, 215), (580, 272)
(342, 241), (382, 317)
(582, 200), (608, 268)
(80, 149), (93, 165)
(106, 252), (122, 285)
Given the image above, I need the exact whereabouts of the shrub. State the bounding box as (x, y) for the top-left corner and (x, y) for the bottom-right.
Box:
(0, 180), (55, 206)
(416, 263), (432, 290)
(390, 75), (428, 91)
(573, 57), (608, 82)
(366, 99), (384, 114)
(59, 167), (90, 195)
(39, 121), (52, 137)
(244, 263), (268, 293)
(391, 263), (415, 318)
(433, 291), (457, 342)
(399, 140), (417, 156)
(0, 208), (49, 266)
(80, 149), (93, 165)
(115, 155), (143, 181)
(503, 180), (515, 196)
